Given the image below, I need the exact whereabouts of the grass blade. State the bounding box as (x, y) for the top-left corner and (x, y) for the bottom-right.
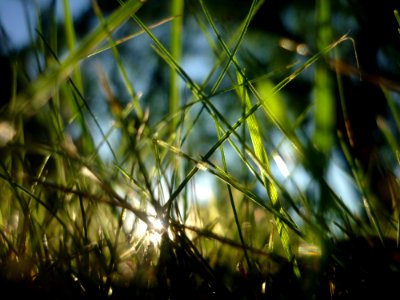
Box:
(236, 70), (300, 277)
(169, 0), (185, 133)
(14, 0), (145, 116)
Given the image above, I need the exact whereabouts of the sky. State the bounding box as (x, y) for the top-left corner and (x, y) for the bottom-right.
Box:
(0, 0), (89, 50)
(0, 0), (361, 215)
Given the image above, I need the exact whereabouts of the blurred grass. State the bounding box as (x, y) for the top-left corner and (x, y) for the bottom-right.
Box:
(314, 0), (335, 155)
(0, 0), (399, 299)
(14, 0), (144, 116)
(169, 0), (184, 134)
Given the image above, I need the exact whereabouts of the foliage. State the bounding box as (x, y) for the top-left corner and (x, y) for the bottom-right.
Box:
(0, 0), (399, 299)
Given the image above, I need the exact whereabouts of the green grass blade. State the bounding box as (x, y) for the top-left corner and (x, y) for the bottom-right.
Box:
(63, 0), (83, 92)
(382, 87), (400, 134)
(377, 116), (399, 156)
(169, 0), (184, 133)
(159, 36), (349, 216)
(236, 70), (300, 277)
(15, 0), (145, 116)
(199, 0), (261, 94)
(337, 131), (385, 241)
(395, 9), (400, 34)
(92, 0), (143, 119)
(314, 0), (335, 155)
(87, 17), (175, 58)
(153, 137), (302, 236)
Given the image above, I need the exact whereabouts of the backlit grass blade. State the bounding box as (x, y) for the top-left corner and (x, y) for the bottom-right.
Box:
(35, 11), (96, 156)
(337, 131), (385, 242)
(199, 0), (263, 96)
(14, 0), (145, 116)
(63, 0), (83, 92)
(377, 115), (399, 156)
(92, 0), (143, 119)
(160, 36), (349, 217)
(153, 137), (302, 236)
(169, 0), (184, 133)
(131, 13), (250, 162)
(35, 28), (120, 162)
(236, 70), (300, 277)
(201, 0), (312, 274)
(87, 17), (175, 58)
(314, 0), (335, 155)
(199, 0), (264, 271)
(382, 87), (400, 134)
(215, 113), (253, 272)
(395, 9), (400, 33)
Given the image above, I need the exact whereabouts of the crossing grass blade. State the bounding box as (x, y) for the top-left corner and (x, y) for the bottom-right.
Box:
(92, 0), (143, 119)
(236, 70), (301, 277)
(14, 0), (145, 116)
(2, 1), (400, 298)
(63, 0), (83, 93)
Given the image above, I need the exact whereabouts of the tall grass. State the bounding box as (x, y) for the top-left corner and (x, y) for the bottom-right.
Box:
(0, 0), (399, 299)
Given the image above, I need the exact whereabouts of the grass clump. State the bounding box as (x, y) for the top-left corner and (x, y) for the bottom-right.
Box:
(1, 1), (400, 299)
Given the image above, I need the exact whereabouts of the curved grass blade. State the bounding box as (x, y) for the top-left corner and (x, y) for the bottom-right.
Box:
(63, 0), (83, 92)
(14, 0), (145, 116)
(87, 16), (175, 58)
(158, 36), (349, 218)
(92, 0), (143, 119)
(236, 70), (300, 277)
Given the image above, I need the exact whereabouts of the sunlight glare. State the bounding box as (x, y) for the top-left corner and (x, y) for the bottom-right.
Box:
(194, 173), (215, 205)
(273, 153), (290, 178)
(133, 216), (164, 247)
(146, 216), (164, 246)
(298, 243), (321, 257)
(0, 121), (16, 147)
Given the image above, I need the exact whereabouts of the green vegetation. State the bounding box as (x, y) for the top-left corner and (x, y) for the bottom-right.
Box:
(0, 0), (399, 299)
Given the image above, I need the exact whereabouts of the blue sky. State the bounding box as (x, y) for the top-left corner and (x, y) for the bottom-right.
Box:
(0, 0), (362, 214)
(0, 0), (88, 50)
